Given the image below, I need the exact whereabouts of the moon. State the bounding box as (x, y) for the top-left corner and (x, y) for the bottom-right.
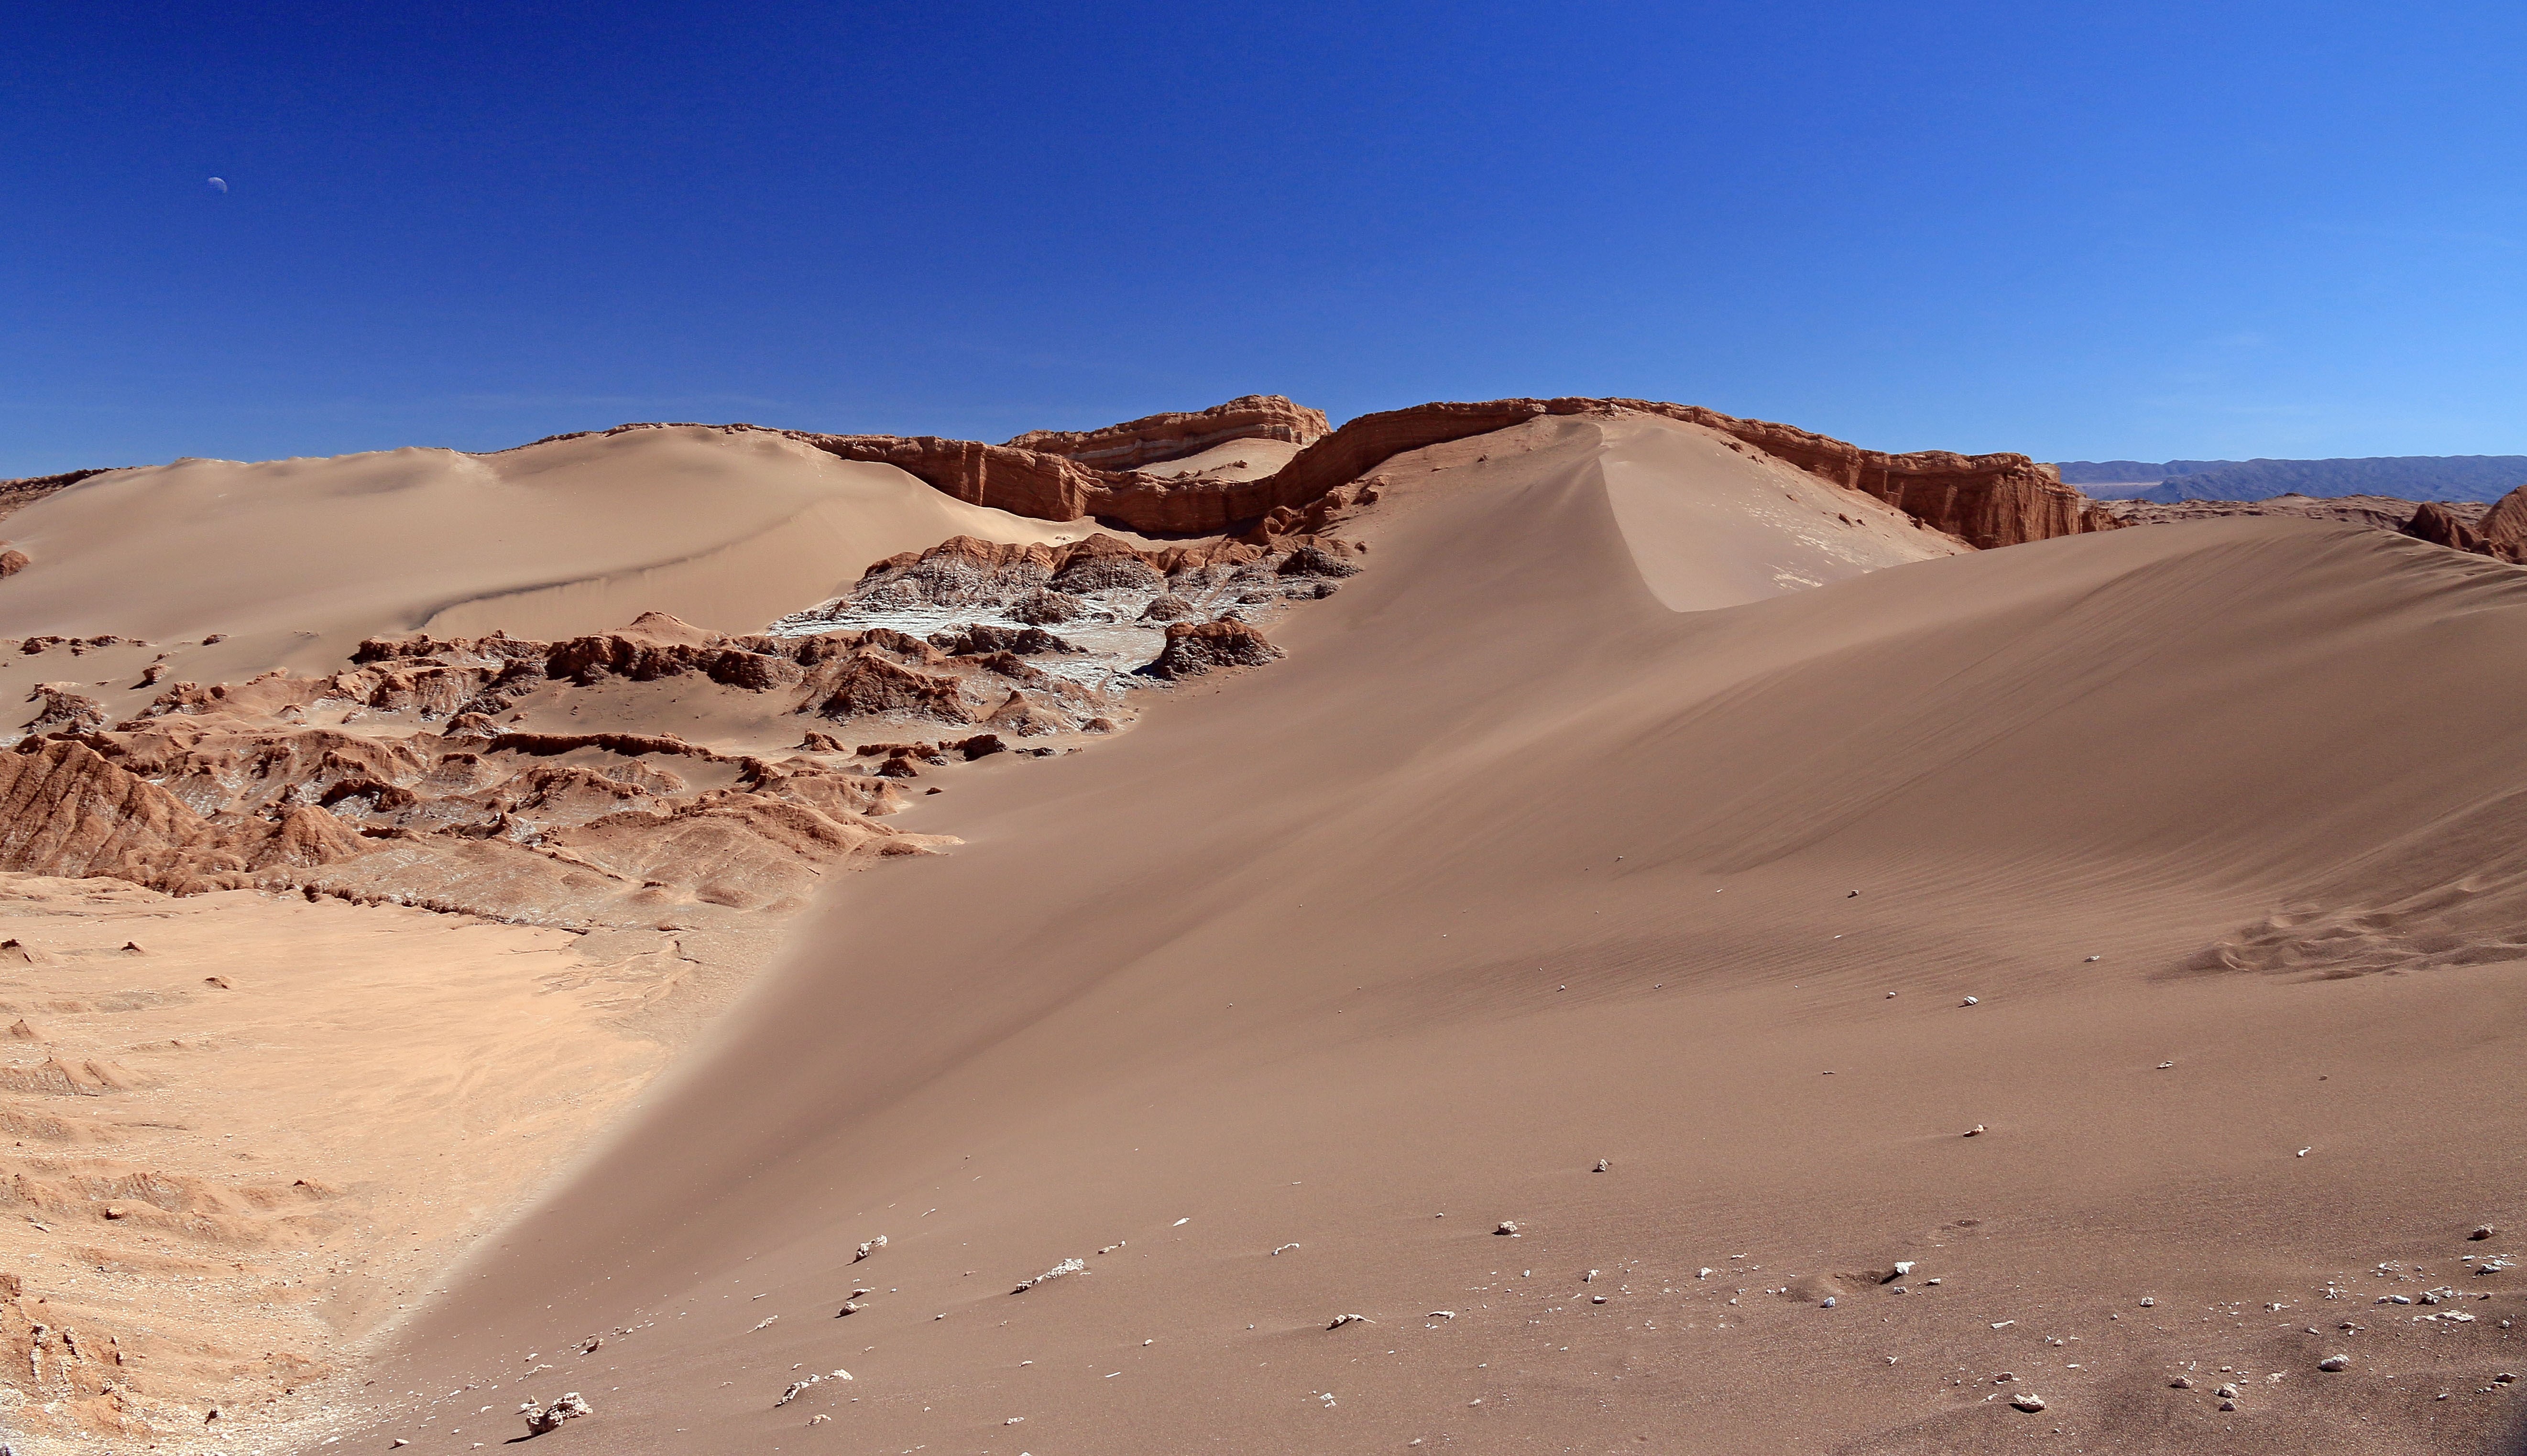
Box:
(208, 177), (228, 193)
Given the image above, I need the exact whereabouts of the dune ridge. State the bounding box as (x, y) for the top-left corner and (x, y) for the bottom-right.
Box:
(309, 410), (2527, 1454)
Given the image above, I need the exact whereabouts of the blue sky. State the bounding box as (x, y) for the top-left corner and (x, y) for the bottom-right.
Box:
(5, 0), (2523, 475)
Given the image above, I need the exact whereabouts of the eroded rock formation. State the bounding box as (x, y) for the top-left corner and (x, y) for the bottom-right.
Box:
(788, 397), (2117, 549)
(1142, 619), (1283, 680)
(1003, 394), (1330, 471)
(2475, 483), (2527, 563)
(2402, 500), (2489, 555)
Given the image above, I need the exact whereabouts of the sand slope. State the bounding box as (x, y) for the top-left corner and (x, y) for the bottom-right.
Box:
(315, 412), (2527, 1453)
(0, 425), (1112, 676)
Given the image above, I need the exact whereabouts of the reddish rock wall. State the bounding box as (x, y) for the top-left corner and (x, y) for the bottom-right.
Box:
(1003, 394), (1330, 471)
(2473, 484), (2527, 564)
(800, 397), (2119, 550)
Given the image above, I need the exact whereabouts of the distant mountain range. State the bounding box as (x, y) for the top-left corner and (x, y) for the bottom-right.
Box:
(2054, 455), (2527, 503)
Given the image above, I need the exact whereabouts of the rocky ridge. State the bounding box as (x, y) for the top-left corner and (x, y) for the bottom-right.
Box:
(21, 396), (2113, 551)
(790, 396), (2119, 548)
(0, 521), (1359, 928)
(1002, 393), (1330, 471)
(2101, 487), (2527, 565)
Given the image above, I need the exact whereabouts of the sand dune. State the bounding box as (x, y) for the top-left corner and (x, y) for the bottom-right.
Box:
(0, 424), (1108, 675)
(5, 399), (2521, 1453)
(313, 412), (2527, 1452)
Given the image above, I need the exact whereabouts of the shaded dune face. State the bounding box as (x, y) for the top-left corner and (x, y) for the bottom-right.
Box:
(343, 415), (2527, 1454)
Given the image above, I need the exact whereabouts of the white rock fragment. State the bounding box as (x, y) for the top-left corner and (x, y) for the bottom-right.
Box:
(1269, 1244), (1301, 1256)
(1495, 1221), (1521, 1236)
(775, 1370), (852, 1407)
(1013, 1257), (1086, 1293)
(1427, 1311), (1456, 1320)
(1327, 1313), (1373, 1329)
(1697, 1268), (1713, 1280)
(854, 1235), (888, 1261)
(1592, 1159), (1610, 1173)
(2319, 1355), (2349, 1372)
(2010, 1393), (2046, 1412)
(520, 1392), (592, 1434)
(1960, 997), (1979, 1007)
(1963, 1124), (1987, 1137)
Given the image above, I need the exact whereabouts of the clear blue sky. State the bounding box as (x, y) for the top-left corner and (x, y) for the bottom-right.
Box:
(6, 1), (2523, 476)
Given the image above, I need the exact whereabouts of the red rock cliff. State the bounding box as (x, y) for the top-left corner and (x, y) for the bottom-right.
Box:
(1003, 395), (1330, 471)
(799, 397), (2117, 550)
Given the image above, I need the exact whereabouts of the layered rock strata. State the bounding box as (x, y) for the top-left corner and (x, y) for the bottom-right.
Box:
(1003, 394), (1330, 471)
(0, 523), (1333, 924)
(790, 397), (2117, 548)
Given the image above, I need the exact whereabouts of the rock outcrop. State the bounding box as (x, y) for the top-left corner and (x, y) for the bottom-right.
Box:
(2102, 494), (2483, 534)
(2475, 484), (2527, 563)
(1003, 394), (1330, 471)
(0, 466), (123, 525)
(0, 614), (1138, 917)
(1141, 619), (1284, 680)
(2402, 500), (2489, 555)
(790, 397), (2116, 549)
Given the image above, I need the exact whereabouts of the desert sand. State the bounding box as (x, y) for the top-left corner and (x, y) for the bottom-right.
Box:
(1, 400), (2521, 1454)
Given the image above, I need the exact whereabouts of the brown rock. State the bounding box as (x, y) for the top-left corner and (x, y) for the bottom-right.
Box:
(799, 397), (2115, 548)
(26, 684), (107, 734)
(0, 738), (219, 887)
(1004, 395), (1331, 471)
(1142, 620), (1284, 680)
(2477, 483), (2527, 563)
(810, 655), (974, 723)
(0, 546), (29, 578)
(984, 691), (1067, 738)
(2403, 500), (2489, 555)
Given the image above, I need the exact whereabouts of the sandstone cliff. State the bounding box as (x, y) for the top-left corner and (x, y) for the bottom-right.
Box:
(795, 397), (2118, 550)
(2475, 483), (2527, 563)
(1003, 394), (1329, 471)
(2402, 500), (2489, 556)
